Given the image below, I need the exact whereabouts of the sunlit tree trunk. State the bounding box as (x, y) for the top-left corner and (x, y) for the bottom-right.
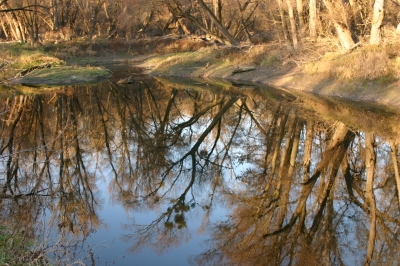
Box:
(177, 18), (191, 35)
(369, 0), (384, 45)
(309, 0), (317, 39)
(323, 0), (355, 49)
(276, 0), (290, 45)
(285, 0), (299, 49)
(0, 2), (25, 42)
(335, 23), (355, 49)
(296, 0), (305, 35)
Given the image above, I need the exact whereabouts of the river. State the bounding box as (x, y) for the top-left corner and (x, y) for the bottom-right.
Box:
(0, 73), (399, 265)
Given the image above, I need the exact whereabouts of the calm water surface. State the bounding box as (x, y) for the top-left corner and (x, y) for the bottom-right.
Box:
(0, 74), (400, 265)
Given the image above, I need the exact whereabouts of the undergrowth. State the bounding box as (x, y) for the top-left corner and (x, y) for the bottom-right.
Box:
(0, 225), (48, 265)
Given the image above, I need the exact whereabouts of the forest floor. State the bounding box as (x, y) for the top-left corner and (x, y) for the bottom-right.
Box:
(1, 35), (400, 108)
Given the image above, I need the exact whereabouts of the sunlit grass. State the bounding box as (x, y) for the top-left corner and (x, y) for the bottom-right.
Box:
(0, 43), (64, 81)
(304, 44), (399, 82)
(17, 66), (111, 86)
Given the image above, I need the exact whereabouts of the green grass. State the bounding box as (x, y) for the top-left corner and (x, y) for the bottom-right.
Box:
(16, 66), (112, 86)
(0, 43), (64, 81)
(0, 225), (40, 265)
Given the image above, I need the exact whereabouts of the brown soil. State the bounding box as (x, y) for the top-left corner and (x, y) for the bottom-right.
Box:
(224, 65), (400, 108)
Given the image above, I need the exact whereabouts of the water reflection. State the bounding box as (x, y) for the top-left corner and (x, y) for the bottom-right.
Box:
(0, 77), (399, 265)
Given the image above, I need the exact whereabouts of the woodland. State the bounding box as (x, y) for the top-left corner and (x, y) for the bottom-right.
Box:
(0, 0), (398, 50)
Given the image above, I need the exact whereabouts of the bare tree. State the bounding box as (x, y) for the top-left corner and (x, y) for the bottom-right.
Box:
(309, 0), (317, 39)
(370, 0), (384, 44)
(323, 0), (356, 49)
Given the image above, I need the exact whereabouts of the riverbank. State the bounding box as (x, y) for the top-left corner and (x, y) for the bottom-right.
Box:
(1, 36), (400, 108)
(136, 38), (400, 108)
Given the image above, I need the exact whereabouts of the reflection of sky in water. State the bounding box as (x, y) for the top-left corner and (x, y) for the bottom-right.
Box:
(72, 105), (246, 265)
(74, 168), (229, 265)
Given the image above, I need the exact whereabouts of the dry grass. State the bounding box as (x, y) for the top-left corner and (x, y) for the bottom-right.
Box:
(229, 44), (283, 66)
(304, 44), (399, 81)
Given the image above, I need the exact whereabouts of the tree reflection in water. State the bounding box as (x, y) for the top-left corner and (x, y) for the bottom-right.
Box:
(0, 77), (399, 265)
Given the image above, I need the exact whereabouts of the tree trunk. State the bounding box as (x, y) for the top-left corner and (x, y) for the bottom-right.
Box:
(369, 0), (384, 45)
(53, 0), (59, 30)
(178, 18), (191, 35)
(296, 0), (305, 35)
(211, 0), (222, 32)
(0, 19), (9, 39)
(276, 0), (290, 46)
(285, 0), (299, 49)
(334, 22), (355, 49)
(196, 0), (240, 45)
(1, 2), (25, 42)
(309, 0), (317, 39)
(323, 0), (355, 50)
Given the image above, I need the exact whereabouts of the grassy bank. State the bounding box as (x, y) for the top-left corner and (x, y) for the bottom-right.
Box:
(1, 36), (400, 106)
(137, 38), (400, 107)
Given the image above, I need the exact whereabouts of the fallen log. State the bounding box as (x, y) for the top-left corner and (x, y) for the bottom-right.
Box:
(231, 66), (256, 75)
(117, 75), (135, 84)
(15, 62), (52, 78)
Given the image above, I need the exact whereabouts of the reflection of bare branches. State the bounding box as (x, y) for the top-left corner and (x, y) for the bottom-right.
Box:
(147, 97), (238, 199)
(94, 89), (119, 178)
(1, 96), (24, 194)
(263, 122), (354, 239)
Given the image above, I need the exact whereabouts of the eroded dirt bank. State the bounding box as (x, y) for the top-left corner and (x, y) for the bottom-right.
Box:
(140, 54), (400, 109)
(225, 67), (400, 108)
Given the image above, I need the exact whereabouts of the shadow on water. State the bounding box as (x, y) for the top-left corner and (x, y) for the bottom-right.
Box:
(0, 76), (399, 265)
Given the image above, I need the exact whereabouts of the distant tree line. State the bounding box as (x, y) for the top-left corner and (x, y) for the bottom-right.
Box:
(0, 0), (399, 49)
